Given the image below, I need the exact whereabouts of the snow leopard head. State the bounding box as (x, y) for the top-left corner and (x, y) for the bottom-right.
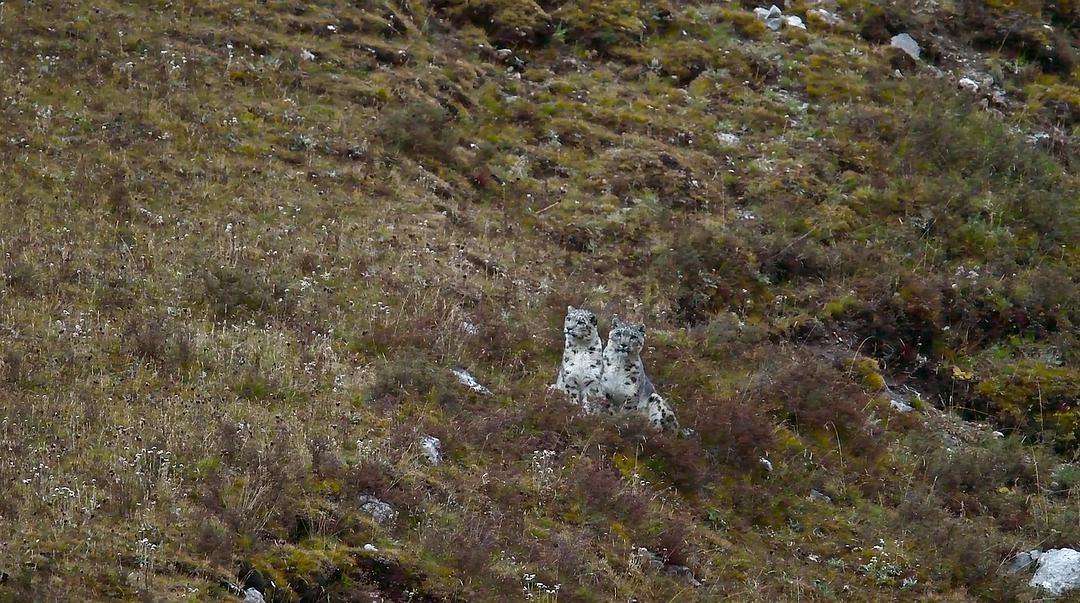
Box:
(608, 317), (646, 355)
(563, 305), (599, 343)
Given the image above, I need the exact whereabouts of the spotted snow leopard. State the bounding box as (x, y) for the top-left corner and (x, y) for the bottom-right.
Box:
(600, 318), (679, 431)
(552, 306), (605, 413)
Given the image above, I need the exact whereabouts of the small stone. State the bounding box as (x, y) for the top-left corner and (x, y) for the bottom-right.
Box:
(420, 435), (443, 465)
(809, 489), (832, 504)
(244, 588), (267, 603)
(363, 543), (378, 553)
(992, 431), (1005, 438)
(300, 49), (316, 62)
(958, 77), (979, 93)
(759, 457), (774, 472)
(495, 48), (513, 60)
(890, 33), (920, 61)
(783, 15), (806, 30)
(1009, 550), (1041, 574)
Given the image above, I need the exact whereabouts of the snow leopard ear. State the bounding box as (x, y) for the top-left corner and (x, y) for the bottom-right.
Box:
(612, 316), (624, 329)
(567, 305), (576, 313)
(635, 323), (646, 335)
(589, 313), (598, 326)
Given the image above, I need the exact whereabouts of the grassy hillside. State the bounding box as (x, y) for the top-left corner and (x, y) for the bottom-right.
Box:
(1, 0), (1078, 600)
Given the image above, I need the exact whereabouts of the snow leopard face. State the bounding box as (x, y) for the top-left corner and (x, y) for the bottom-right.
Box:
(564, 306), (599, 342)
(608, 318), (645, 355)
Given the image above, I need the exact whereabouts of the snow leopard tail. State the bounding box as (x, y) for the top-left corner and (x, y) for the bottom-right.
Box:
(646, 393), (679, 432)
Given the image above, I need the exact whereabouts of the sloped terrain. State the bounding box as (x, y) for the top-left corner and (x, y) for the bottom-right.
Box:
(0, 0), (1078, 600)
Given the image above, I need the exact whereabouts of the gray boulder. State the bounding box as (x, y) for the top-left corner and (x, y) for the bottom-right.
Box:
(1031, 548), (1080, 595)
(358, 495), (398, 524)
(753, 5), (784, 31)
(890, 33), (920, 61)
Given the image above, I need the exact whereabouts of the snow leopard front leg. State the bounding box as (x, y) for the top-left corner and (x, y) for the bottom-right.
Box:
(550, 363), (568, 394)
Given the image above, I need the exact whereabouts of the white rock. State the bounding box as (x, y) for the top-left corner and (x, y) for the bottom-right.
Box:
(784, 15), (806, 30)
(759, 457), (773, 472)
(420, 435), (443, 465)
(890, 33), (920, 61)
(958, 77), (979, 93)
(300, 49), (316, 62)
(808, 8), (841, 25)
(452, 368), (491, 395)
(495, 48), (513, 60)
(1031, 548), (1080, 594)
(358, 495), (398, 524)
(363, 543), (378, 552)
(244, 588), (266, 603)
(992, 430), (1005, 438)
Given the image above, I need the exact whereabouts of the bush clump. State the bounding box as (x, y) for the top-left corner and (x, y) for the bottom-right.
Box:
(975, 361), (1080, 450)
(379, 102), (461, 160)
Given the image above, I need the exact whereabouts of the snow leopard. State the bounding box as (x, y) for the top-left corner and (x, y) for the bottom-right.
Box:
(600, 318), (679, 431)
(552, 306), (605, 413)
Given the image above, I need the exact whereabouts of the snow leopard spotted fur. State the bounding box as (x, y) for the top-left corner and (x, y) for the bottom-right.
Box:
(552, 306), (605, 413)
(600, 318), (679, 431)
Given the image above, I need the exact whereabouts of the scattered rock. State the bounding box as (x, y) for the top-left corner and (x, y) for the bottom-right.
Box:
(759, 457), (774, 472)
(420, 435), (443, 465)
(1031, 548), (1080, 595)
(1009, 550), (1041, 574)
(809, 489), (833, 504)
(451, 368), (491, 395)
(890, 33), (921, 61)
(992, 430), (1005, 439)
(300, 49), (316, 62)
(363, 543), (379, 553)
(358, 495), (398, 524)
(244, 588), (266, 603)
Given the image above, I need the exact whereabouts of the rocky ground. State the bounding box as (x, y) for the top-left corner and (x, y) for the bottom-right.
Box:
(0, 0), (1078, 600)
